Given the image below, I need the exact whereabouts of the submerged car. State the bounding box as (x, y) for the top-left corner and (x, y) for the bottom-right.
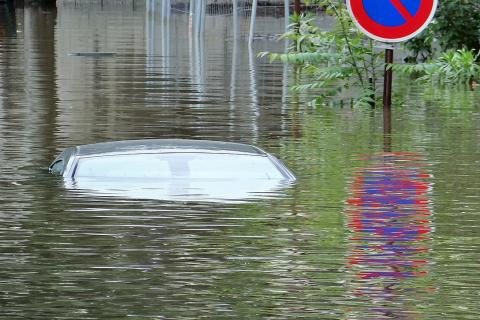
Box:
(49, 139), (296, 202)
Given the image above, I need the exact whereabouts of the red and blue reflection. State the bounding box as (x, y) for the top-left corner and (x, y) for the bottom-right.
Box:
(345, 152), (434, 317)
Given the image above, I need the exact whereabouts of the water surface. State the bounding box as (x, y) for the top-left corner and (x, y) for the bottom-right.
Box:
(0, 2), (479, 319)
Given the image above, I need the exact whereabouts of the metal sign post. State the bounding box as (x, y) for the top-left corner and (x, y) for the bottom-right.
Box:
(294, 0), (301, 15)
(383, 48), (393, 151)
(383, 48), (393, 120)
(347, 0), (438, 145)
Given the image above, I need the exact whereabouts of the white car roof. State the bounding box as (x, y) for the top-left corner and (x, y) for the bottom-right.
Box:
(75, 139), (265, 157)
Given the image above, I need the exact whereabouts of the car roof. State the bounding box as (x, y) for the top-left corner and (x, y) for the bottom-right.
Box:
(75, 139), (265, 157)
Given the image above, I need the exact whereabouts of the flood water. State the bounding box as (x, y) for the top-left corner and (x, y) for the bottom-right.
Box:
(0, 2), (479, 319)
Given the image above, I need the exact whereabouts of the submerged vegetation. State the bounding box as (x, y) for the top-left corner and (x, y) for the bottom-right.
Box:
(260, 0), (480, 107)
(391, 49), (480, 89)
(260, 0), (384, 107)
(405, 0), (480, 62)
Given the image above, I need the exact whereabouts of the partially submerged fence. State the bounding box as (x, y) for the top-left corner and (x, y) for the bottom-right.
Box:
(153, 0), (291, 41)
(59, 0), (292, 41)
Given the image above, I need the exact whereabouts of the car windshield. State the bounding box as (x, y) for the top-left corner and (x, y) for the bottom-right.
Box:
(74, 152), (285, 179)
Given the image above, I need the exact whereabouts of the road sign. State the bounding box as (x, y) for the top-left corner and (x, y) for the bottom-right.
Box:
(347, 0), (438, 42)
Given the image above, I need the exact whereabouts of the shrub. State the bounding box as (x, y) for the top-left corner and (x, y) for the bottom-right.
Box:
(405, 0), (480, 61)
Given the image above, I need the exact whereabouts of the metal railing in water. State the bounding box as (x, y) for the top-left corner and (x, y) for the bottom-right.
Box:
(148, 0), (291, 41)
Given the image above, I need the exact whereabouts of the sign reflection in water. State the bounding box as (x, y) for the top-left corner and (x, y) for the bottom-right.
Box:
(345, 152), (434, 318)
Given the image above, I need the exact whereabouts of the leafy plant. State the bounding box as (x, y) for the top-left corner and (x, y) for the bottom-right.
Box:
(391, 49), (480, 87)
(259, 0), (385, 107)
(404, 0), (480, 62)
(260, 1), (480, 106)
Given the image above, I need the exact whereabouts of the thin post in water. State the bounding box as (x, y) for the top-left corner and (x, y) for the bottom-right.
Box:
(383, 48), (394, 151)
(294, 0), (302, 15)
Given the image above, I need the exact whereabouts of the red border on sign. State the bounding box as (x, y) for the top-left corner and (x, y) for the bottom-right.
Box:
(348, 0), (437, 42)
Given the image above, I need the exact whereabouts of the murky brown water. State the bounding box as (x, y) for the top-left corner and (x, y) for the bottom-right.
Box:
(0, 1), (479, 319)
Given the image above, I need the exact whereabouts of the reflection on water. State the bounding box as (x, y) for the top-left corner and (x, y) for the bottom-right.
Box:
(345, 153), (434, 319)
(51, 0), (291, 146)
(67, 178), (295, 203)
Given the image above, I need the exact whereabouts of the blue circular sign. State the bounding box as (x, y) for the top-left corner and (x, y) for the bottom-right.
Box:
(363, 0), (421, 27)
(347, 0), (438, 42)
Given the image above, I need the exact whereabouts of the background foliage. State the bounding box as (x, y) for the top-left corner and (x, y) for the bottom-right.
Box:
(405, 0), (480, 61)
(261, 0), (480, 106)
(260, 0), (384, 107)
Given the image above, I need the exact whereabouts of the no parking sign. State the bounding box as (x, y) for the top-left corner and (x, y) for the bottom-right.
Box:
(347, 0), (438, 42)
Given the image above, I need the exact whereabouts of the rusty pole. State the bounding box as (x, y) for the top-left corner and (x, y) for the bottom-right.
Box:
(294, 0), (301, 15)
(383, 48), (394, 152)
(383, 49), (393, 110)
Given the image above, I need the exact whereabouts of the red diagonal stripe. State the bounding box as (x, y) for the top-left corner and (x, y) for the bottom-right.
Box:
(389, 0), (413, 20)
